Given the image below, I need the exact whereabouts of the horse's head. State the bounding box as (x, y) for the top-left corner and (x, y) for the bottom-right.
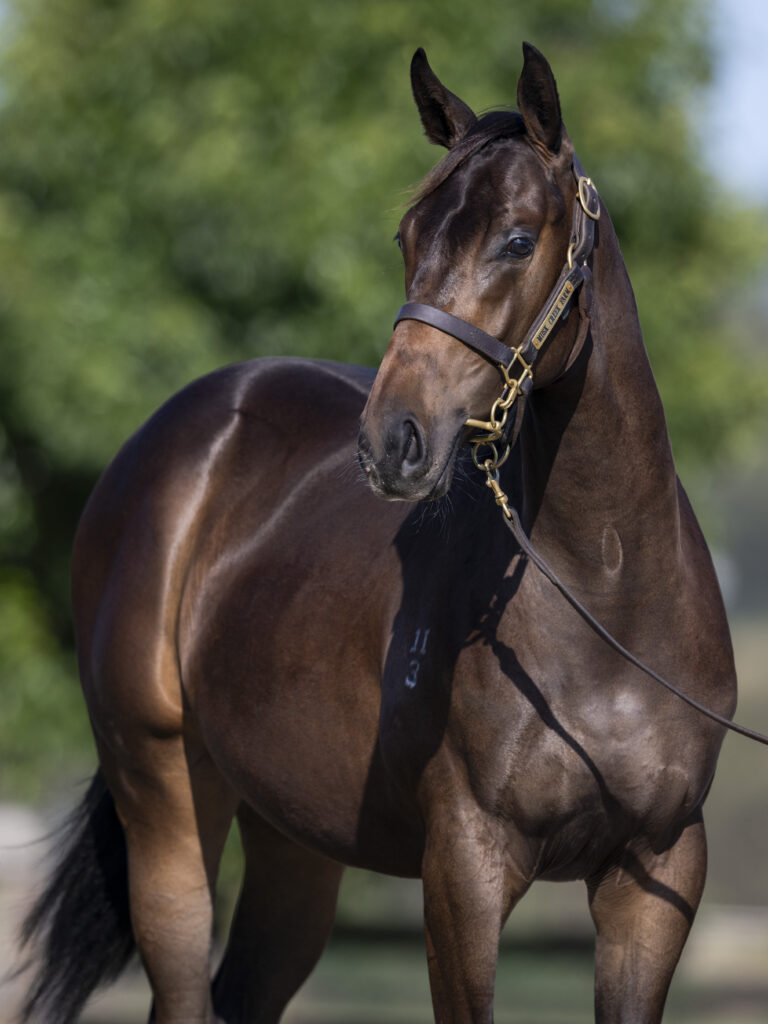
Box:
(359, 43), (593, 501)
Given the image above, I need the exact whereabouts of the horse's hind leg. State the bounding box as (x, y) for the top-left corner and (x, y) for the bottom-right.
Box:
(587, 813), (707, 1024)
(212, 803), (344, 1024)
(100, 729), (238, 1024)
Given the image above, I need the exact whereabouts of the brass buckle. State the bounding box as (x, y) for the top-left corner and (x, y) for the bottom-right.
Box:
(577, 176), (600, 220)
(500, 351), (532, 392)
(464, 348), (530, 440)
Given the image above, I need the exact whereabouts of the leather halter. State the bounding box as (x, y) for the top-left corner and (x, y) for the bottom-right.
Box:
(393, 156), (600, 447)
(388, 157), (768, 747)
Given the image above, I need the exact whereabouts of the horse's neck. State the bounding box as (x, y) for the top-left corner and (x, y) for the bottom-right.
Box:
(519, 217), (681, 580)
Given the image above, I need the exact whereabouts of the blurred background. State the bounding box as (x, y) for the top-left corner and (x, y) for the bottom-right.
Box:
(1, 0), (767, 1020)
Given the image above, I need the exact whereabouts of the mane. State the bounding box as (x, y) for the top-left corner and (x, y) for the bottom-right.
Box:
(410, 109), (526, 207)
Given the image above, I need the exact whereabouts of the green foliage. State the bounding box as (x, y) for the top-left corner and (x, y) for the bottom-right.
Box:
(0, 568), (93, 798)
(0, 0), (766, 796)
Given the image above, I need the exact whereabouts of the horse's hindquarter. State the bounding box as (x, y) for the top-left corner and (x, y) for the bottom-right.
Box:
(73, 358), (424, 873)
(171, 359), (428, 872)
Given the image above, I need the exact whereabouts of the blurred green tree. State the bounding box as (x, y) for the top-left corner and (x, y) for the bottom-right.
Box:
(0, 0), (766, 796)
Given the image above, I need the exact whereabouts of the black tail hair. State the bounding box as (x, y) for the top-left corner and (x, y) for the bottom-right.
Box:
(17, 771), (135, 1024)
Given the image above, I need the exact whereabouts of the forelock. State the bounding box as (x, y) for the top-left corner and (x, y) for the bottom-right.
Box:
(409, 110), (525, 208)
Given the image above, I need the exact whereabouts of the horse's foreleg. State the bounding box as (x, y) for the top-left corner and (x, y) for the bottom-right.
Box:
(212, 803), (344, 1024)
(101, 733), (237, 1024)
(421, 807), (531, 1023)
(587, 813), (707, 1024)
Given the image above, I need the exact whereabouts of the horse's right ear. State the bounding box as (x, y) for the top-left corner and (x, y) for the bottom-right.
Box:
(410, 48), (477, 149)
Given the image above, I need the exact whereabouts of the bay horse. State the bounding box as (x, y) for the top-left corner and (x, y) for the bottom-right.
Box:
(21, 42), (735, 1024)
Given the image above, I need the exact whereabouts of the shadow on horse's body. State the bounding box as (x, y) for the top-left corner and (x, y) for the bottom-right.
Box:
(21, 43), (735, 1024)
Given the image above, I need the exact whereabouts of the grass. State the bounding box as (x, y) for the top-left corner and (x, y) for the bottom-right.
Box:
(71, 936), (768, 1024)
(282, 936), (768, 1023)
(17, 616), (768, 1024)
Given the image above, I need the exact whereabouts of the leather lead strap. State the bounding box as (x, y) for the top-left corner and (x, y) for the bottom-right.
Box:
(504, 507), (768, 746)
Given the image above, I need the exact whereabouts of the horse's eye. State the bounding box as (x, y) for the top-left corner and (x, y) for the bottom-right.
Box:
(503, 236), (534, 259)
(394, 232), (403, 251)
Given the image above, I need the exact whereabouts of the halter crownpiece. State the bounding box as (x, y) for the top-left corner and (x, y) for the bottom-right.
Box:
(394, 157), (600, 471)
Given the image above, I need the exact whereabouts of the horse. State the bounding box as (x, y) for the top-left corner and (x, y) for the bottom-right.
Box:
(20, 41), (735, 1024)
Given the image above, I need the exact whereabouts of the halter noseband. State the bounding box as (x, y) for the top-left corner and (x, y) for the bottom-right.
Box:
(393, 157), (600, 470)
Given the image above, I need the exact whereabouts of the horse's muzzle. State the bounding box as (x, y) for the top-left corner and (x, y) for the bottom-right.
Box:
(357, 415), (454, 501)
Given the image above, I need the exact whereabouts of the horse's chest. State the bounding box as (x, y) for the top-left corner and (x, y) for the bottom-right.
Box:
(381, 632), (707, 877)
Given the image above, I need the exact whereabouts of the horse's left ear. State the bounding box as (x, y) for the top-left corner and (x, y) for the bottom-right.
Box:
(517, 42), (563, 155)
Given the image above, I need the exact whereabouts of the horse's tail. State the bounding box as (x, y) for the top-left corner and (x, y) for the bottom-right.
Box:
(17, 771), (135, 1024)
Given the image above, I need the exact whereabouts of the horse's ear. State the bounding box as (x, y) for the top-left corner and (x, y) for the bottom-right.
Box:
(516, 42), (563, 155)
(410, 48), (477, 149)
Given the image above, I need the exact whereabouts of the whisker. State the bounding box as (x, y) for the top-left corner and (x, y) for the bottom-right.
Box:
(335, 448), (369, 486)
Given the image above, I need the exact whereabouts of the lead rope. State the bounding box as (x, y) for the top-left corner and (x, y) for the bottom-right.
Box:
(480, 459), (768, 746)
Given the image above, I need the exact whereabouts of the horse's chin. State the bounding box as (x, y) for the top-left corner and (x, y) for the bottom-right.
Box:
(366, 468), (454, 503)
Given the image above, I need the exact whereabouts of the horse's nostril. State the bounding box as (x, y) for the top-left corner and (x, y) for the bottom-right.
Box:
(403, 421), (421, 466)
(400, 418), (426, 475)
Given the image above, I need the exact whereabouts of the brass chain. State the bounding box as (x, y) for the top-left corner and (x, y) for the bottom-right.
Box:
(466, 344), (533, 478)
